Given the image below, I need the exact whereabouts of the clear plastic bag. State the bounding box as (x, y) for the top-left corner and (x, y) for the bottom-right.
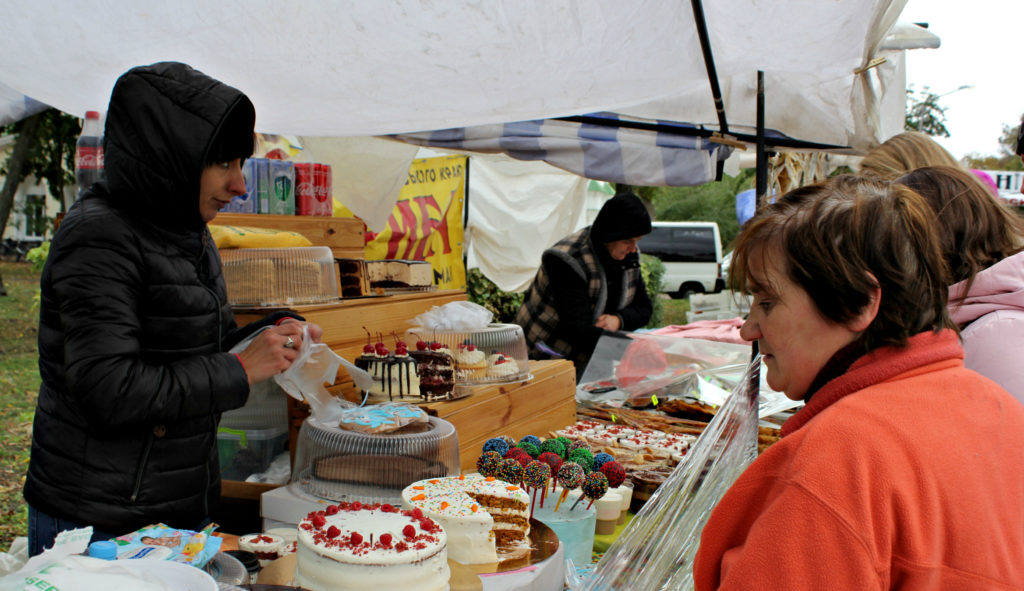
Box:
(574, 354), (763, 591)
(410, 300), (493, 331)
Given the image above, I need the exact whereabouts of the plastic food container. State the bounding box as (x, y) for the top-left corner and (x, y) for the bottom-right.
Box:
(405, 323), (530, 387)
(217, 426), (288, 481)
(290, 415), (459, 505)
(221, 246), (338, 307)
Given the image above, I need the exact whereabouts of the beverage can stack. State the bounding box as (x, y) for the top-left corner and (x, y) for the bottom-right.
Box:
(295, 163), (333, 216)
(74, 110), (104, 201)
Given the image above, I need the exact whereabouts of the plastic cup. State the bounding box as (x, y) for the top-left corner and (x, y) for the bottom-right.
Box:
(533, 489), (596, 567)
(594, 490), (622, 535)
(614, 483), (633, 524)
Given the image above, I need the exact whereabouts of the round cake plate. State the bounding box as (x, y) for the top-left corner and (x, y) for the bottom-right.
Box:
(463, 518), (559, 575)
(204, 551), (249, 585)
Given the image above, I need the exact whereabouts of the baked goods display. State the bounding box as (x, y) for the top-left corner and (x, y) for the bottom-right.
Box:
(291, 416), (459, 505)
(335, 258), (435, 297)
(404, 323), (530, 386)
(295, 502), (449, 591)
(220, 246), (338, 306)
(353, 331), (421, 402)
(337, 403), (430, 435)
(401, 474), (531, 565)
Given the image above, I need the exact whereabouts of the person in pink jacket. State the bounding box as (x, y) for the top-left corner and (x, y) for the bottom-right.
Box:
(896, 166), (1024, 405)
(693, 175), (1024, 590)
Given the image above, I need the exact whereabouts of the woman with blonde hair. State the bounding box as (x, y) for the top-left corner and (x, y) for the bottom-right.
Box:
(858, 130), (961, 179)
(897, 165), (1024, 403)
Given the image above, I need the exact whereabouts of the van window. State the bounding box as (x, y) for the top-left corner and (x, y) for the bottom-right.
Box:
(639, 226), (717, 263)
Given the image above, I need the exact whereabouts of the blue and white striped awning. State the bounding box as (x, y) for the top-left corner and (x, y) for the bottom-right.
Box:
(393, 113), (732, 187)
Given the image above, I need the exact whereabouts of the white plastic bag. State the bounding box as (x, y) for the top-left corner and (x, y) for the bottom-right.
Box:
(410, 301), (493, 331)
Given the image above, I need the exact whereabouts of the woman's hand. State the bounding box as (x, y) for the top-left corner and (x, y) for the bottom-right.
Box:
(595, 314), (622, 332)
(235, 319), (325, 384)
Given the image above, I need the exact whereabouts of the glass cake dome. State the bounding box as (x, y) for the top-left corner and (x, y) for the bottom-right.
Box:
(221, 246), (338, 307)
(290, 415), (459, 506)
(404, 323), (530, 388)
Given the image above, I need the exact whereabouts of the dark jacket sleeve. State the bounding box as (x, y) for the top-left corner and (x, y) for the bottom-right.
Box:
(543, 252), (605, 355)
(617, 272), (652, 330)
(48, 222), (250, 428)
(223, 310), (305, 351)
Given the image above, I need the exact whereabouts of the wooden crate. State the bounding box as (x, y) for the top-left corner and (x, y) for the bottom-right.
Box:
(214, 213), (365, 260)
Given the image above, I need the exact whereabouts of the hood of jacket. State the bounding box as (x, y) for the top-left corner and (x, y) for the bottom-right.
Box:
(948, 250), (1024, 327)
(101, 61), (255, 233)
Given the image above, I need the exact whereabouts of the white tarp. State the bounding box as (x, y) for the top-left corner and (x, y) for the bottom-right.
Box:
(0, 0), (904, 148)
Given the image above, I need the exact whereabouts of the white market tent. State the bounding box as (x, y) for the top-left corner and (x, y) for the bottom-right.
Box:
(0, 0), (926, 289)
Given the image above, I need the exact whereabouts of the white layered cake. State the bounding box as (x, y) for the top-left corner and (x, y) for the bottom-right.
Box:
(401, 474), (530, 565)
(295, 502), (449, 591)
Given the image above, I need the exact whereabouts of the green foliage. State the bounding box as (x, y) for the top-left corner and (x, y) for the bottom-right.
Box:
(904, 85), (950, 138)
(26, 241), (48, 272)
(466, 268), (524, 324)
(1, 109), (81, 218)
(649, 168), (754, 249)
(964, 116), (1024, 171)
(640, 254), (664, 329)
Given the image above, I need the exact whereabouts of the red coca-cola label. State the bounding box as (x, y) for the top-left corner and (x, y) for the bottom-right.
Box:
(294, 163), (316, 216)
(76, 146), (103, 170)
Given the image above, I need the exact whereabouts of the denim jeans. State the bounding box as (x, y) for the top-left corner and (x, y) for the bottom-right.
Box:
(27, 504), (117, 557)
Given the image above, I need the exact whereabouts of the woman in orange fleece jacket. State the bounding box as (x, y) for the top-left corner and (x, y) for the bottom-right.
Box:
(693, 176), (1024, 589)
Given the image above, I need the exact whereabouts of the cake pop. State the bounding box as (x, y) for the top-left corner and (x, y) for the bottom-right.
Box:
(476, 451), (503, 478)
(568, 439), (590, 454)
(499, 435), (516, 447)
(568, 448), (594, 472)
(592, 452), (615, 472)
(537, 452), (564, 503)
(539, 438), (566, 459)
(515, 441), (540, 459)
(523, 460), (551, 519)
(599, 460), (626, 488)
(554, 461), (585, 512)
(496, 457), (525, 485)
(573, 471), (609, 511)
(482, 437), (510, 457)
(520, 434), (542, 448)
(554, 437), (573, 455)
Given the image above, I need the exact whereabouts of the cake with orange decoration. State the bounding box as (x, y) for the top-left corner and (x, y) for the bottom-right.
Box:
(400, 474), (531, 564)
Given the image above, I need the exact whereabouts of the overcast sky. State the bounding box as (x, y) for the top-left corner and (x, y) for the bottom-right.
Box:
(901, 0), (1023, 160)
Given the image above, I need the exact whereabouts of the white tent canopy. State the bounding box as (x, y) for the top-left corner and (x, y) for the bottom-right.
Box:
(1, 0), (905, 148)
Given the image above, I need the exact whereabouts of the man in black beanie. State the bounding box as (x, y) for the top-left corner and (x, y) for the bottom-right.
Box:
(515, 191), (653, 380)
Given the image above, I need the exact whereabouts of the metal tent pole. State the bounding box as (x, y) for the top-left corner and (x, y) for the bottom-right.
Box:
(691, 0), (729, 180)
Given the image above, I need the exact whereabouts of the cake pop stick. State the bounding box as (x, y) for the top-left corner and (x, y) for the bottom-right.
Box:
(572, 471), (609, 512)
(554, 462), (584, 513)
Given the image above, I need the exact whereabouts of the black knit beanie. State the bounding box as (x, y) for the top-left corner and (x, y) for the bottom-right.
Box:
(591, 192), (652, 243)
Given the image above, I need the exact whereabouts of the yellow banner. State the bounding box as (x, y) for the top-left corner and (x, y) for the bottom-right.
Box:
(364, 155), (466, 290)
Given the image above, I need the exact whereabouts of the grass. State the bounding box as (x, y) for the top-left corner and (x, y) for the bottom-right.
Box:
(0, 262), (41, 552)
(659, 296), (690, 326)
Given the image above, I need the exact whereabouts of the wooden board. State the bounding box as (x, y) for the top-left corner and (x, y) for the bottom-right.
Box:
(214, 213), (365, 259)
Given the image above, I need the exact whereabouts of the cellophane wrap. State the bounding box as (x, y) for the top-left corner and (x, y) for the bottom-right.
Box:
(575, 354), (763, 591)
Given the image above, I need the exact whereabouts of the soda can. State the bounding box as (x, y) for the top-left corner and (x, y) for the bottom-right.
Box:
(294, 162), (316, 216)
(268, 160), (295, 215)
(320, 163), (333, 216)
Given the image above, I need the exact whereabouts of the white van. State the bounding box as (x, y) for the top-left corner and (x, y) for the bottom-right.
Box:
(639, 221), (724, 298)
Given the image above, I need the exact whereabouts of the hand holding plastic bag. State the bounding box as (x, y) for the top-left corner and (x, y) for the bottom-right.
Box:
(272, 324), (361, 424)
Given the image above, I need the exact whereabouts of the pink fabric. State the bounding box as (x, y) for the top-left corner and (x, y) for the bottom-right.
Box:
(947, 250), (1024, 404)
(650, 317), (746, 345)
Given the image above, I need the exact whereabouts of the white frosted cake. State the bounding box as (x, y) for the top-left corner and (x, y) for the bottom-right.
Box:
(295, 502), (449, 591)
(401, 475), (530, 565)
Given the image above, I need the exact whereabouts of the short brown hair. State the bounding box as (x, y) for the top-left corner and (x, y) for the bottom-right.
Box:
(859, 131), (961, 180)
(728, 175), (951, 351)
(897, 166), (1024, 295)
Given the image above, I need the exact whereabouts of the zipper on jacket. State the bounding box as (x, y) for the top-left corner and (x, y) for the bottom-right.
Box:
(130, 433), (155, 503)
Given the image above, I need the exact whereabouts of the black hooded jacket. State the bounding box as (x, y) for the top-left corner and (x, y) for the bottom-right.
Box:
(24, 62), (285, 533)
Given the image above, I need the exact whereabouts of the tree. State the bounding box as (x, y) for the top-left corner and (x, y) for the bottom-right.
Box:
(964, 115), (1024, 172)
(904, 85), (952, 138)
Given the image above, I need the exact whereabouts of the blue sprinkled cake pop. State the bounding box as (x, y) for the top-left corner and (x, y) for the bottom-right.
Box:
(592, 452), (615, 472)
(520, 434), (542, 448)
(482, 437), (510, 457)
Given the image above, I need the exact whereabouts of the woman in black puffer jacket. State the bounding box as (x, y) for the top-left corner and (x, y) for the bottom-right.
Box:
(24, 62), (320, 555)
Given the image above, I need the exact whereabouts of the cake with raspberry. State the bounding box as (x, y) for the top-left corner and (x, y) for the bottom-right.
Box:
(238, 532), (287, 567)
(408, 336), (455, 401)
(401, 474), (530, 565)
(295, 502), (449, 591)
(453, 340), (487, 380)
(485, 352), (520, 379)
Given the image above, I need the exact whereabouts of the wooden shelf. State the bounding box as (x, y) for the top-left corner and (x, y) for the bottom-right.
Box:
(213, 213), (366, 260)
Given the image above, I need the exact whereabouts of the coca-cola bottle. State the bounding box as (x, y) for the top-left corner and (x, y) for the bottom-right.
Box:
(74, 110), (104, 200)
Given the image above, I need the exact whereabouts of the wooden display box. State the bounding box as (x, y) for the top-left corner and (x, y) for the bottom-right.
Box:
(424, 360), (578, 473)
(214, 213), (365, 260)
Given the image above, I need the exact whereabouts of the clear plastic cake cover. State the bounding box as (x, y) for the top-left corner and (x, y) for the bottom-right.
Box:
(570, 353), (763, 591)
(290, 414), (459, 505)
(271, 325), (460, 505)
(404, 323), (530, 387)
(220, 246), (338, 307)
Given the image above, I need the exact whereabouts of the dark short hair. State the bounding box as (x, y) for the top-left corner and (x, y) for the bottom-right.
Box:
(728, 175), (952, 351)
(897, 166), (1024, 295)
